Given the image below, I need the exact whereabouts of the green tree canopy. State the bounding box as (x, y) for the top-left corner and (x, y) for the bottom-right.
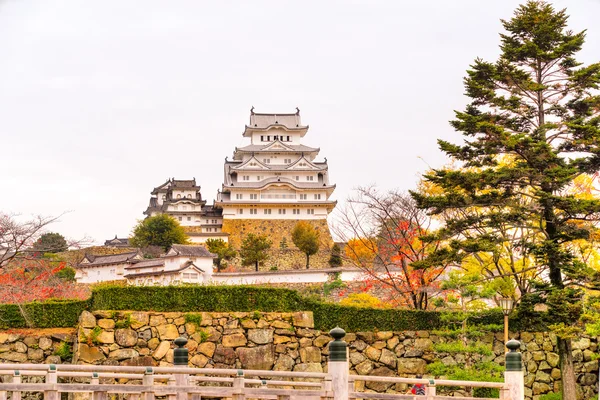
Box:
(328, 243), (343, 268)
(291, 221), (320, 269)
(411, 2), (600, 398)
(32, 232), (68, 254)
(130, 214), (189, 251)
(239, 233), (272, 271)
(205, 238), (236, 271)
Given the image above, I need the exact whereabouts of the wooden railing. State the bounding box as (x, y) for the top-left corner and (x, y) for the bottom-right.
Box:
(0, 363), (332, 400)
(349, 375), (508, 400)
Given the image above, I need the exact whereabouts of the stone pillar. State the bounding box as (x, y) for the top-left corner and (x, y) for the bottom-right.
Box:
(504, 339), (524, 400)
(328, 327), (349, 400)
(173, 337), (189, 366)
(173, 337), (189, 400)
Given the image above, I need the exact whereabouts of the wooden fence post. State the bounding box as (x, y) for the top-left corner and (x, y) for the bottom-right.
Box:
(328, 327), (349, 400)
(92, 372), (107, 400)
(505, 340), (524, 400)
(143, 367), (155, 400)
(44, 364), (58, 400)
(12, 371), (21, 400)
(232, 370), (245, 400)
(426, 380), (436, 400)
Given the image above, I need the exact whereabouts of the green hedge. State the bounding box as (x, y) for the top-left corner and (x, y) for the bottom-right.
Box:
(91, 285), (305, 312)
(0, 299), (90, 329)
(0, 285), (543, 332)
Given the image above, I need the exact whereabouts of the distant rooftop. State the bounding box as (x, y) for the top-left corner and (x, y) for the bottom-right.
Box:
(243, 108), (308, 136)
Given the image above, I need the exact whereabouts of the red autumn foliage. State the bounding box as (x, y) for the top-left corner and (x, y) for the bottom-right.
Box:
(334, 187), (449, 310)
(0, 258), (88, 304)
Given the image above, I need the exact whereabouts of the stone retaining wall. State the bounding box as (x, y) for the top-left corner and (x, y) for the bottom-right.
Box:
(68, 311), (599, 400)
(0, 312), (598, 400)
(0, 328), (75, 364)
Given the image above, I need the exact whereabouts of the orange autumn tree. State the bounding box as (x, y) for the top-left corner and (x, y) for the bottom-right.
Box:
(334, 186), (449, 309)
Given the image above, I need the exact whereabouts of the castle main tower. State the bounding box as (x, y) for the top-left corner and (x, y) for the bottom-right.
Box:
(216, 108), (336, 248)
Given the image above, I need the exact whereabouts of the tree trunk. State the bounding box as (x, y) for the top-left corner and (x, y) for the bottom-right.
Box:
(306, 254), (310, 269)
(558, 337), (577, 400)
(255, 261), (259, 272)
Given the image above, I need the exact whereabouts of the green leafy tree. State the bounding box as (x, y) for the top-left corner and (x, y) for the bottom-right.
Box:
(239, 233), (272, 272)
(328, 243), (343, 268)
(292, 221), (320, 269)
(32, 232), (68, 254)
(130, 214), (188, 251)
(412, 2), (600, 398)
(205, 238), (236, 271)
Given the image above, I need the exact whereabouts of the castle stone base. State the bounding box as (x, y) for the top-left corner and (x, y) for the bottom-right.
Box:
(221, 219), (333, 249)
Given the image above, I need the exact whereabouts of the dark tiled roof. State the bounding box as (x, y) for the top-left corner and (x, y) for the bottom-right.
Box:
(235, 143), (319, 153)
(172, 179), (198, 188)
(124, 262), (204, 278)
(166, 245), (216, 258)
(125, 259), (165, 270)
(104, 236), (130, 247)
(80, 251), (140, 267)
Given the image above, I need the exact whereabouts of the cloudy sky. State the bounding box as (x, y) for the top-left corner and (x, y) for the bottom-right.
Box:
(1, 0), (599, 244)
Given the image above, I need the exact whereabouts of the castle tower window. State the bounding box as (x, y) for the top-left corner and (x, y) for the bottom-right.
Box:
(295, 176), (300, 181)
(267, 136), (271, 141)
(250, 209), (257, 215)
(306, 176), (314, 181)
(261, 135), (264, 141)
(287, 136), (290, 141)
(257, 176), (262, 181)
(300, 194), (307, 200)
(274, 135), (278, 140)
(250, 194), (258, 200)
(236, 194), (243, 200)
(178, 217), (182, 221)
(177, 194), (181, 198)
(263, 159), (270, 164)
(264, 209), (271, 215)
(293, 209), (300, 215)
(278, 209), (286, 215)
(243, 176), (249, 181)
(307, 209), (314, 215)
(314, 194), (321, 200)
(284, 158), (291, 163)
(238, 209), (243, 214)
(187, 217), (191, 221)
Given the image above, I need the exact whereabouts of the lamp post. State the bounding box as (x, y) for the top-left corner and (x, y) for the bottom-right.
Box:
(499, 297), (514, 346)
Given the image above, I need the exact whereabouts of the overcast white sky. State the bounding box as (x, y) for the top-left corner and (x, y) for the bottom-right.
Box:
(1, 0), (599, 244)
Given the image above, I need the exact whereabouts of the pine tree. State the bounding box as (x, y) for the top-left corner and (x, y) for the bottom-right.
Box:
(328, 243), (343, 268)
(205, 238), (236, 271)
(240, 233), (272, 272)
(411, 2), (600, 398)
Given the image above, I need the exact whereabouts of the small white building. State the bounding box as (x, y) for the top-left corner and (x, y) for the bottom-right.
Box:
(124, 245), (216, 286)
(75, 251), (143, 283)
(75, 245), (216, 286)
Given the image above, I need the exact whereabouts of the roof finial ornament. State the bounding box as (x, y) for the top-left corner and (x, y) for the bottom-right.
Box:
(225, 156), (228, 161)
(296, 107), (300, 115)
(324, 157), (327, 162)
(250, 106), (255, 115)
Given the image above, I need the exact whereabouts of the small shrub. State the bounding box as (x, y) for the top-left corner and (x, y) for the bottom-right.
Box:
(86, 326), (102, 346)
(198, 329), (209, 343)
(115, 313), (133, 329)
(539, 393), (562, 400)
(54, 341), (72, 360)
(339, 293), (389, 309)
(323, 273), (345, 295)
(184, 313), (202, 326)
(433, 341), (492, 356)
(252, 311), (261, 320)
(270, 266), (278, 271)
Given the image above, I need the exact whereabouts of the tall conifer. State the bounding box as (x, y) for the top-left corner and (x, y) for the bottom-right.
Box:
(412, 2), (600, 398)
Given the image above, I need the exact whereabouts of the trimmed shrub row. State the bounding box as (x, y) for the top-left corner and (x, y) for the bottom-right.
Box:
(0, 285), (542, 331)
(0, 299), (90, 329)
